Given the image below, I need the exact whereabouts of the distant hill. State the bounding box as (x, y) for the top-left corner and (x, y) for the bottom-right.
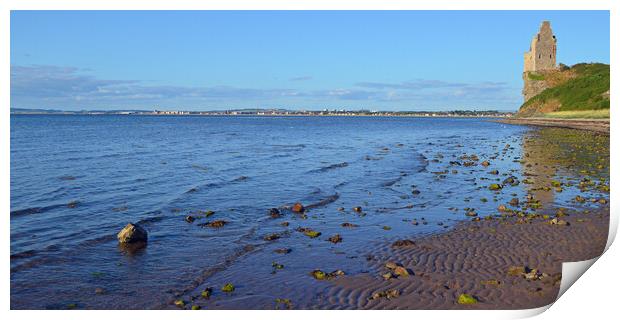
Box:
(518, 63), (610, 117)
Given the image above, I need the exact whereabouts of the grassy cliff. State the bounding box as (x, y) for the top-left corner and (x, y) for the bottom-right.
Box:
(518, 63), (610, 118)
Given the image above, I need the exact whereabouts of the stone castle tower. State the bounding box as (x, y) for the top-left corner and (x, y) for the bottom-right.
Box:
(523, 21), (557, 72)
(522, 21), (558, 102)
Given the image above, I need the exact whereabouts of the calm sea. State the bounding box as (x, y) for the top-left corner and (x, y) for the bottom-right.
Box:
(10, 115), (608, 309)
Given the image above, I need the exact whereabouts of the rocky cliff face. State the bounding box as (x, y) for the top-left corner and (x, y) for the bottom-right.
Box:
(522, 72), (552, 102)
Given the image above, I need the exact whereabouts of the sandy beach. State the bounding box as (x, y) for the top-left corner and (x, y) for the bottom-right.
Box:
(496, 118), (610, 134)
(325, 206), (609, 309)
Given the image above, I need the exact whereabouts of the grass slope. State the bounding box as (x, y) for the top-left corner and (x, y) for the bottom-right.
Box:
(520, 63), (609, 116)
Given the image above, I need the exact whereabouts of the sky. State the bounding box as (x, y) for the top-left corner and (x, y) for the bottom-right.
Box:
(10, 10), (610, 111)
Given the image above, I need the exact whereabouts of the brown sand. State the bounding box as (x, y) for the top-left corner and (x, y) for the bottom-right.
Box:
(496, 118), (609, 134)
(321, 207), (609, 310)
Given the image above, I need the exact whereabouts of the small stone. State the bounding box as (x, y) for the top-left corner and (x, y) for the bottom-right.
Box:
(191, 305), (201, 310)
(391, 239), (415, 248)
(393, 266), (410, 277)
(481, 160), (490, 167)
(341, 222), (358, 228)
(292, 203), (305, 213)
(269, 208), (281, 218)
(465, 211), (477, 217)
(385, 262), (398, 270)
(264, 233), (281, 241)
(489, 184), (502, 191)
(327, 234), (342, 244)
(524, 268), (541, 281)
(174, 300), (185, 308)
(548, 218), (569, 226)
(185, 215), (195, 223)
(509, 198), (520, 206)
(274, 247), (291, 254)
(201, 287), (213, 298)
(94, 287), (105, 295)
(370, 289), (400, 300)
(311, 269), (326, 280)
(382, 272), (394, 280)
(353, 206), (363, 213)
(205, 220), (227, 228)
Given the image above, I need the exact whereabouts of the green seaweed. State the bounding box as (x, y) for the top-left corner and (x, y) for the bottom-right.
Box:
(221, 283), (235, 293)
(457, 293), (478, 305)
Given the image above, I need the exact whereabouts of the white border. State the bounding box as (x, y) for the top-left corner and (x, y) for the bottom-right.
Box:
(1, 1), (616, 319)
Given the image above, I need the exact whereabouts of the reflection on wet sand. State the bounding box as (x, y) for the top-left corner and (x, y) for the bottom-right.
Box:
(521, 127), (610, 208)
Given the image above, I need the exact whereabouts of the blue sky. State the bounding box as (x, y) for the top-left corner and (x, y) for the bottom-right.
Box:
(10, 10), (609, 111)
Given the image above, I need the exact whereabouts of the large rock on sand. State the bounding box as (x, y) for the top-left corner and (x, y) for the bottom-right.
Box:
(117, 223), (148, 244)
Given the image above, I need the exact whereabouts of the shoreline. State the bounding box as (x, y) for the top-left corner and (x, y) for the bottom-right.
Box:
(496, 117), (609, 134)
(324, 205), (610, 309)
(10, 113), (512, 119)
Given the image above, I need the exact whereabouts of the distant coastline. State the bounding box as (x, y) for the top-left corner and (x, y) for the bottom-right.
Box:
(10, 108), (515, 118)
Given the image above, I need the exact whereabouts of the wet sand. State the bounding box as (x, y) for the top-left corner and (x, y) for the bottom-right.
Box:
(327, 206), (609, 309)
(496, 118), (609, 134)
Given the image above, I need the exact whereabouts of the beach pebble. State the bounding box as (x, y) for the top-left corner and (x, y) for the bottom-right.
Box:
(292, 203), (305, 213)
(327, 234), (342, 244)
(465, 211), (478, 217)
(370, 289), (400, 300)
(382, 272), (393, 280)
(341, 222), (358, 228)
(269, 208), (281, 218)
(174, 300), (185, 308)
(274, 247), (291, 254)
(264, 233), (281, 241)
(204, 220), (227, 228)
(393, 266), (410, 277)
(391, 239), (415, 248)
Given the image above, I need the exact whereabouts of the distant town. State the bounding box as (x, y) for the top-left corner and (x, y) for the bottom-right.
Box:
(11, 108), (515, 118)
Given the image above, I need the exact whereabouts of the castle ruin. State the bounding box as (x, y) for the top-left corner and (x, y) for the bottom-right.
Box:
(523, 21), (557, 72)
(522, 21), (558, 102)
